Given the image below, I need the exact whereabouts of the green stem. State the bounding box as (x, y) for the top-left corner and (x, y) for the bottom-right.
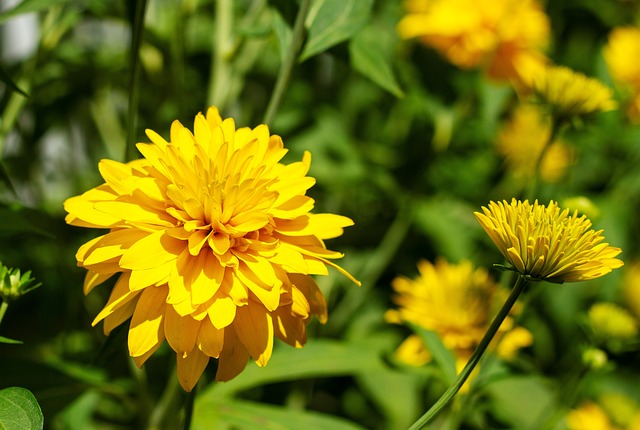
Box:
(208, 0), (234, 109)
(527, 118), (564, 201)
(262, 0), (310, 126)
(125, 0), (149, 162)
(182, 383), (197, 430)
(129, 357), (153, 429)
(147, 367), (182, 430)
(0, 300), (9, 329)
(408, 275), (529, 430)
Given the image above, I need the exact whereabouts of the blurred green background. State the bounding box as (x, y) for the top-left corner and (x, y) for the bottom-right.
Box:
(1, 0), (640, 429)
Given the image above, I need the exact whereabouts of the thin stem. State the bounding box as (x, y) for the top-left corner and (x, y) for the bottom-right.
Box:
(125, 0), (149, 162)
(182, 383), (198, 430)
(408, 275), (530, 430)
(147, 367), (182, 430)
(208, 0), (234, 109)
(129, 357), (153, 429)
(527, 118), (564, 201)
(0, 300), (9, 328)
(262, 0), (311, 126)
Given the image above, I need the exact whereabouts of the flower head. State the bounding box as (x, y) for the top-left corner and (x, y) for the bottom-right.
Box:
(531, 66), (617, 118)
(398, 0), (550, 83)
(497, 104), (573, 183)
(588, 302), (638, 349)
(604, 27), (640, 122)
(475, 199), (623, 283)
(64, 107), (359, 391)
(567, 402), (617, 430)
(386, 259), (530, 369)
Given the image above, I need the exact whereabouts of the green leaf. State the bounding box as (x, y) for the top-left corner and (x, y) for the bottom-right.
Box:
(270, 8), (292, 65)
(300, 0), (374, 61)
(192, 398), (364, 430)
(0, 68), (27, 98)
(198, 339), (383, 398)
(0, 387), (43, 430)
(0, 336), (23, 345)
(0, 0), (72, 24)
(349, 23), (403, 97)
(410, 324), (457, 385)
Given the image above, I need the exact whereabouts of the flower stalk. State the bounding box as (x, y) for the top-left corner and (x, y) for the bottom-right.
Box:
(408, 275), (529, 430)
(263, 0), (311, 125)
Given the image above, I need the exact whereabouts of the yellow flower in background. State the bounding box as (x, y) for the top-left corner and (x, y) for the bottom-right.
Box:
(567, 402), (618, 430)
(386, 259), (531, 370)
(64, 107), (359, 391)
(531, 66), (617, 118)
(497, 104), (573, 183)
(605, 27), (640, 122)
(623, 262), (640, 320)
(600, 393), (640, 429)
(475, 199), (623, 283)
(398, 0), (550, 83)
(588, 302), (638, 343)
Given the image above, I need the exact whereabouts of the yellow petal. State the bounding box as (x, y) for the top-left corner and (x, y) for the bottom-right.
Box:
(207, 297), (237, 329)
(103, 298), (137, 336)
(128, 285), (168, 357)
(92, 273), (140, 325)
(197, 320), (224, 358)
(273, 306), (306, 348)
(215, 325), (250, 382)
(164, 305), (200, 357)
(176, 348), (209, 392)
(120, 231), (184, 270)
(83, 271), (115, 295)
(233, 303), (274, 366)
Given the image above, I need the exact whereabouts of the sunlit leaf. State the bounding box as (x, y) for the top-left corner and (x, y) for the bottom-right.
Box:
(199, 339), (383, 398)
(0, 336), (23, 345)
(192, 398), (364, 430)
(0, 387), (43, 430)
(300, 0), (374, 61)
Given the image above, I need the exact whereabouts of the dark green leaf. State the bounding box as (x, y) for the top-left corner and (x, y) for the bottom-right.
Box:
(349, 23), (403, 97)
(270, 8), (292, 65)
(0, 336), (23, 345)
(0, 0), (72, 24)
(0, 206), (54, 238)
(0, 387), (43, 430)
(300, 0), (374, 61)
(0, 68), (27, 98)
(192, 398), (364, 430)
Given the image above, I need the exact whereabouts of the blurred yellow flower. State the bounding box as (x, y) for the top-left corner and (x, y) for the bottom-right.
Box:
(497, 104), (573, 183)
(624, 262), (640, 320)
(397, 0), (550, 83)
(64, 107), (359, 391)
(600, 393), (640, 429)
(604, 27), (640, 122)
(475, 199), (623, 283)
(531, 66), (617, 118)
(386, 259), (530, 370)
(567, 402), (617, 430)
(588, 302), (638, 342)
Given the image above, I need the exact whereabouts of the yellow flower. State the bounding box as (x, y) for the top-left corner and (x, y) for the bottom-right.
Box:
(398, 0), (550, 83)
(567, 402), (618, 430)
(497, 104), (573, 183)
(623, 262), (640, 320)
(64, 107), (359, 391)
(605, 27), (640, 122)
(588, 302), (638, 343)
(386, 259), (530, 368)
(600, 393), (640, 429)
(474, 199), (623, 283)
(531, 65), (617, 118)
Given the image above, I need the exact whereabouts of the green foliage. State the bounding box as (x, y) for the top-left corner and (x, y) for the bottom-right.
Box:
(0, 387), (43, 430)
(0, 0), (639, 428)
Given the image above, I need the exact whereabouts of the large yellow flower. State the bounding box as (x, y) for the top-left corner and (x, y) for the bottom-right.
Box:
(398, 0), (550, 83)
(604, 27), (640, 122)
(475, 199), (623, 283)
(386, 259), (531, 370)
(497, 104), (573, 183)
(64, 107), (359, 391)
(567, 402), (618, 430)
(531, 66), (617, 118)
